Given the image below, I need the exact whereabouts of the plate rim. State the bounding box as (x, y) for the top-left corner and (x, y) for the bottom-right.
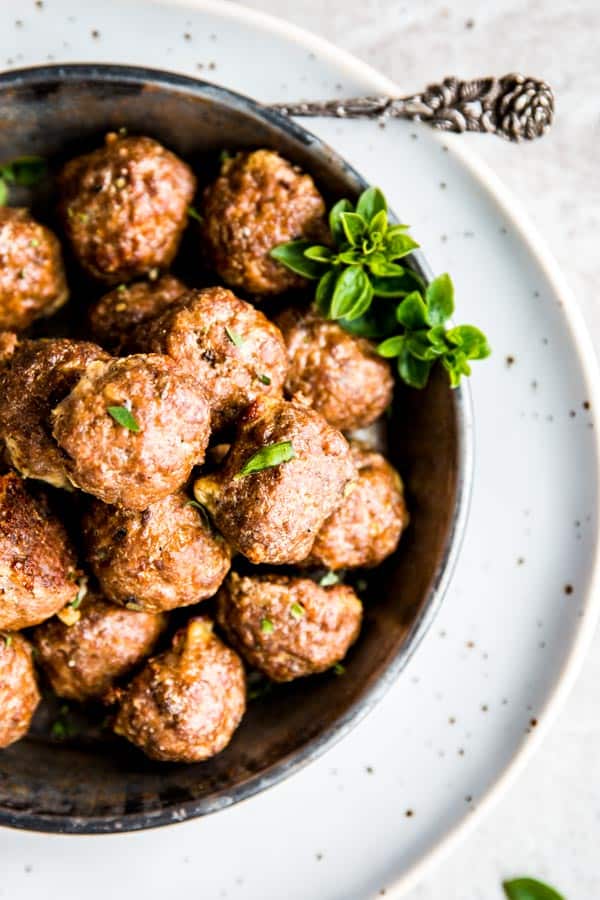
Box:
(138, 0), (600, 893)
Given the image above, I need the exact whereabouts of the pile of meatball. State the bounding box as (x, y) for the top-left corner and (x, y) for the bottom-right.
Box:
(0, 135), (408, 763)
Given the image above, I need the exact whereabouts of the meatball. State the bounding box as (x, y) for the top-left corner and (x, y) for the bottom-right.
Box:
(58, 134), (196, 284)
(303, 443), (408, 570)
(0, 338), (109, 489)
(113, 617), (246, 763)
(0, 473), (78, 630)
(276, 308), (394, 431)
(88, 274), (187, 351)
(33, 593), (166, 702)
(216, 572), (362, 682)
(134, 286), (289, 430)
(202, 150), (326, 295)
(194, 396), (356, 564)
(82, 492), (231, 612)
(0, 207), (69, 330)
(51, 354), (211, 509)
(0, 632), (40, 748)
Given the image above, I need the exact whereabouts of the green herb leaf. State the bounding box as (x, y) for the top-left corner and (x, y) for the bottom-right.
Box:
(370, 274), (412, 298)
(356, 186), (387, 223)
(0, 155), (46, 187)
(304, 245), (334, 263)
(385, 231), (419, 259)
(502, 877), (565, 900)
(404, 331), (444, 361)
(0, 179), (8, 206)
(290, 602), (305, 619)
(329, 198), (353, 244)
(396, 292), (429, 330)
(315, 269), (337, 317)
(107, 405), (141, 432)
(377, 335), (405, 358)
(225, 325), (244, 347)
(257, 373), (271, 385)
(446, 324), (491, 359)
(70, 577), (88, 610)
(426, 273), (454, 325)
(260, 618), (274, 634)
(368, 208), (389, 236)
(319, 571), (340, 587)
(270, 240), (325, 279)
(187, 205), (203, 223)
(333, 662), (346, 675)
(1, 633), (13, 649)
(340, 211), (367, 247)
(236, 440), (296, 478)
(330, 266), (372, 320)
(397, 347), (434, 389)
(368, 257), (406, 278)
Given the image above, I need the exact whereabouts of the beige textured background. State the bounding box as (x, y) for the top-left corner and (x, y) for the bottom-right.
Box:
(240, 2), (599, 897)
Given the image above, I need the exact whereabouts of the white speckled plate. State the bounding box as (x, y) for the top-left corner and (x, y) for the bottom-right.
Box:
(1, 1), (599, 897)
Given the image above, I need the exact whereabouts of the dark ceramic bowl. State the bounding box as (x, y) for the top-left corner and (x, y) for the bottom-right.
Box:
(0, 64), (473, 833)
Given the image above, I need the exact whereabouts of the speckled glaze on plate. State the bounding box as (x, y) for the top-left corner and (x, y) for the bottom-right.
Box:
(0, 2), (599, 899)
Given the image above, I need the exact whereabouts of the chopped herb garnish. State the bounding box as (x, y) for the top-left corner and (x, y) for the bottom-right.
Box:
(0, 155), (46, 205)
(116, 283), (127, 294)
(319, 571), (340, 587)
(225, 325), (244, 347)
(29, 238), (39, 248)
(187, 205), (203, 223)
(219, 149), (233, 165)
(257, 373), (271, 385)
(271, 185), (490, 389)
(236, 440), (296, 478)
(290, 602), (305, 619)
(260, 617), (274, 634)
(50, 705), (78, 741)
(333, 662), (346, 676)
(107, 405), (141, 432)
(70, 576), (88, 610)
(503, 878), (565, 900)
(1, 633), (13, 649)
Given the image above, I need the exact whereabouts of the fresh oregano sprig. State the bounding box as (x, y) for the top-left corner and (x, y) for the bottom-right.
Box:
(270, 185), (490, 389)
(0, 156), (47, 205)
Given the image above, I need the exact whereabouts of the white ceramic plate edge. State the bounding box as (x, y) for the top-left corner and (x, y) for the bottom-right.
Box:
(120, 1), (600, 892)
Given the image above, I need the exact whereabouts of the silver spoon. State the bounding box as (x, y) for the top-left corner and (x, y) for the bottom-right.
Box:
(272, 73), (554, 142)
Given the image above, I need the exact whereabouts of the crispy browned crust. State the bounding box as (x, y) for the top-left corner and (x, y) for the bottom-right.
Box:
(216, 572), (362, 682)
(134, 286), (289, 430)
(51, 354), (211, 509)
(0, 473), (78, 630)
(0, 207), (69, 330)
(0, 632), (40, 748)
(32, 592), (166, 702)
(88, 274), (187, 350)
(82, 492), (231, 612)
(277, 308), (394, 431)
(194, 396), (356, 564)
(0, 338), (110, 489)
(113, 617), (246, 762)
(201, 150), (326, 295)
(58, 134), (196, 284)
(302, 443), (408, 570)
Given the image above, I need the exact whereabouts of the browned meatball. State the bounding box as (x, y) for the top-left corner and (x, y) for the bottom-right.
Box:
(88, 274), (187, 351)
(113, 617), (246, 763)
(216, 572), (362, 682)
(51, 354), (211, 509)
(0, 473), (78, 630)
(134, 286), (289, 430)
(32, 592), (166, 702)
(303, 443), (408, 570)
(0, 338), (109, 489)
(0, 207), (69, 330)
(58, 134), (196, 284)
(202, 150), (326, 295)
(82, 492), (231, 612)
(194, 397), (356, 564)
(276, 308), (394, 431)
(0, 632), (40, 748)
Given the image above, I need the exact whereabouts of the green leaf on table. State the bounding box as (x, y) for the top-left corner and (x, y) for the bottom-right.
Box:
(270, 240), (324, 279)
(426, 273), (455, 325)
(502, 877), (565, 900)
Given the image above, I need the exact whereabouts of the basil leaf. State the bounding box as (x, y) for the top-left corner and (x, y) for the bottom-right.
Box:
(304, 245), (333, 263)
(427, 325), (449, 352)
(442, 352), (471, 387)
(236, 440), (296, 478)
(397, 347), (433, 389)
(337, 248), (361, 265)
(340, 211), (367, 247)
(339, 300), (398, 339)
(107, 405), (141, 432)
(330, 266), (371, 320)
(356, 186), (387, 223)
(329, 198), (353, 245)
(368, 257), (406, 278)
(404, 331), (443, 361)
(385, 232), (419, 259)
(396, 292), (429, 329)
(368, 208), (388, 236)
(0, 179), (7, 206)
(270, 240), (324, 279)
(315, 269), (337, 317)
(426, 273), (455, 325)
(502, 877), (565, 900)
(370, 274), (413, 298)
(2, 156), (46, 186)
(344, 278), (373, 321)
(386, 223), (411, 236)
(377, 335), (405, 358)
(447, 324), (491, 359)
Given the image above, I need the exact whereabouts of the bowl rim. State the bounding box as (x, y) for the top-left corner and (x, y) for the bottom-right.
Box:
(0, 62), (474, 835)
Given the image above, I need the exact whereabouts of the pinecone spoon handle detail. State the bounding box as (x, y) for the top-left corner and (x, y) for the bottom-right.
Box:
(272, 73), (554, 142)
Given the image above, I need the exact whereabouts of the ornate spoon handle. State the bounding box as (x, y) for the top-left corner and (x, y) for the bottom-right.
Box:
(272, 73), (554, 142)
